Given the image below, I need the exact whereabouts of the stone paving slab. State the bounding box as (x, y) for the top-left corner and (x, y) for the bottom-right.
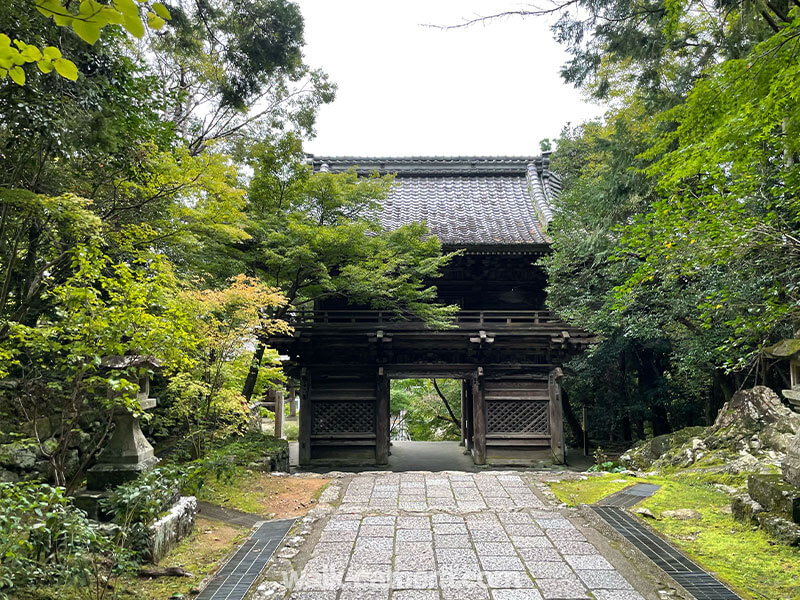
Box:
(286, 472), (648, 600)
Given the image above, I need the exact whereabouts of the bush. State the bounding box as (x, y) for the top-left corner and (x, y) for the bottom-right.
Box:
(0, 482), (123, 598)
(284, 420), (299, 441)
(101, 465), (193, 558)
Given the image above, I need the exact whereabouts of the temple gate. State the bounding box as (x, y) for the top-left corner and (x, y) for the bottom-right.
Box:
(271, 156), (593, 466)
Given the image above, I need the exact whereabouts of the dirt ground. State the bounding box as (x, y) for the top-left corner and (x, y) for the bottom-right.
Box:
(246, 473), (330, 518)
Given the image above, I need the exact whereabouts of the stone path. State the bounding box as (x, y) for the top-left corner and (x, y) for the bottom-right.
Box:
(287, 472), (648, 600)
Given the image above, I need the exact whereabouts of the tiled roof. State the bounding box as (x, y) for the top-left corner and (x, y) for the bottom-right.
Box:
(309, 156), (558, 247)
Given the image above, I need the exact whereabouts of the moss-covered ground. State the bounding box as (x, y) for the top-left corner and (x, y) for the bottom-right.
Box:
(550, 472), (800, 600)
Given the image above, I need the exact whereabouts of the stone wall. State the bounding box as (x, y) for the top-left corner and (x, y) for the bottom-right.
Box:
(148, 495), (198, 563)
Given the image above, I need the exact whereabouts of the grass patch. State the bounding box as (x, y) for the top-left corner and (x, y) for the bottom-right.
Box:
(549, 473), (800, 600)
(549, 473), (637, 506)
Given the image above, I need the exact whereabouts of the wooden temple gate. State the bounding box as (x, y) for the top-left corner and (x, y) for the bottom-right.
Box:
(272, 156), (593, 467)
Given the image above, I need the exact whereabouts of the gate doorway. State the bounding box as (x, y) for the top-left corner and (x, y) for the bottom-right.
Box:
(386, 378), (474, 471)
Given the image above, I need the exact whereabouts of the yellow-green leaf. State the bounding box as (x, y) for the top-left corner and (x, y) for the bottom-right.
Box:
(113, 0), (139, 17)
(103, 7), (125, 25)
(21, 46), (42, 62)
(122, 13), (145, 38)
(43, 46), (62, 60)
(9, 65), (25, 85)
(0, 34), (11, 48)
(151, 2), (171, 20)
(37, 60), (54, 73)
(146, 12), (165, 30)
(54, 57), (78, 80)
(72, 19), (102, 44)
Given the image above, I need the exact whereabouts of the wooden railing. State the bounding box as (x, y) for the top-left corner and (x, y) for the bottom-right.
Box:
(287, 309), (563, 329)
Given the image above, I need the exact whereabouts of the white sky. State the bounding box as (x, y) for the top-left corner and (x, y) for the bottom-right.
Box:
(296, 0), (605, 157)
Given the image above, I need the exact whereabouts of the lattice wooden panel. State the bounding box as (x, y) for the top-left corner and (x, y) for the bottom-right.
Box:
(312, 402), (375, 434)
(487, 400), (549, 434)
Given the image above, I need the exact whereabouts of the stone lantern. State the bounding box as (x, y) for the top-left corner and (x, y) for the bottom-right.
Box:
(84, 355), (162, 491)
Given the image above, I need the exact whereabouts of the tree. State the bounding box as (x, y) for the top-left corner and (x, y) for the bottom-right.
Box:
(168, 275), (288, 457)
(390, 379), (461, 441)
(234, 138), (460, 401)
(0, 244), (196, 491)
(2, 0), (172, 84)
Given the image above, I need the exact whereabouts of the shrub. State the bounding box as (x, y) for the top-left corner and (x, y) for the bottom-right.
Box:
(0, 482), (124, 598)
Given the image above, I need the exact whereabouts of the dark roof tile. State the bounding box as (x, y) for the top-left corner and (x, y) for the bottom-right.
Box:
(310, 156), (556, 246)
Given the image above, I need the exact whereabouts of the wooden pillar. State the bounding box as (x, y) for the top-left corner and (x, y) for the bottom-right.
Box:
(459, 381), (467, 447)
(288, 385), (297, 419)
(375, 369), (390, 465)
(274, 390), (284, 439)
(299, 371), (312, 466)
(465, 379), (474, 451)
(549, 369), (565, 464)
(472, 369), (486, 465)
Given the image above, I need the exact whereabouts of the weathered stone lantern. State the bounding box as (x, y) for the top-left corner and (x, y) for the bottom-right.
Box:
(75, 356), (162, 519)
(85, 355), (162, 490)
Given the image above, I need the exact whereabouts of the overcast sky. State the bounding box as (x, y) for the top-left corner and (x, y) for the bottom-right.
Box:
(295, 0), (605, 157)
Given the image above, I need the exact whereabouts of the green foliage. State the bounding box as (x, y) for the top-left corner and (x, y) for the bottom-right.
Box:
(102, 466), (187, 557)
(1, 244), (196, 489)
(241, 139), (459, 327)
(391, 379), (461, 441)
(0, 482), (122, 598)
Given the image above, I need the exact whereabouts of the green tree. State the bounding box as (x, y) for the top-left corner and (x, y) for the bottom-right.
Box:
(232, 138), (459, 400)
(1, 244), (196, 491)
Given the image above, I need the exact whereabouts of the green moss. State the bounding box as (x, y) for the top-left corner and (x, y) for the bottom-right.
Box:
(549, 472), (800, 600)
(197, 468), (268, 515)
(641, 480), (800, 600)
(549, 474), (638, 506)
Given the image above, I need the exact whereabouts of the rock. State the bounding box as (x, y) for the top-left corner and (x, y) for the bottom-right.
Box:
(731, 493), (764, 524)
(713, 483), (738, 495)
(21, 417), (52, 440)
(661, 508), (702, 520)
(0, 468), (19, 482)
(619, 427), (705, 470)
(41, 437), (59, 456)
(0, 441), (37, 470)
(747, 474), (800, 523)
(148, 496), (198, 563)
(632, 507), (657, 519)
(754, 512), (800, 546)
(782, 430), (800, 488)
(714, 386), (796, 430)
(253, 580), (286, 600)
(620, 387), (800, 474)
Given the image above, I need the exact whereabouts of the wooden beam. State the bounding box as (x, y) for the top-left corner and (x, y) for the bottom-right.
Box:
(472, 371), (486, 465)
(375, 370), (390, 465)
(299, 373), (312, 466)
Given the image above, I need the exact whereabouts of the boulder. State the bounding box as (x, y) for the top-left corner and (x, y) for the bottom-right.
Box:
(747, 474), (800, 523)
(782, 431), (800, 488)
(731, 493), (764, 524)
(620, 387), (800, 473)
(0, 441), (37, 470)
(21, 417), (52, 440)
(0, 468), (19, 483)
(661, 509), (702, 520)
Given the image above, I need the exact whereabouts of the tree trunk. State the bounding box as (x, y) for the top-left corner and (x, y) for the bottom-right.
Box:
(242, 340), (266, 402)
(560, 387), (585, 446)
